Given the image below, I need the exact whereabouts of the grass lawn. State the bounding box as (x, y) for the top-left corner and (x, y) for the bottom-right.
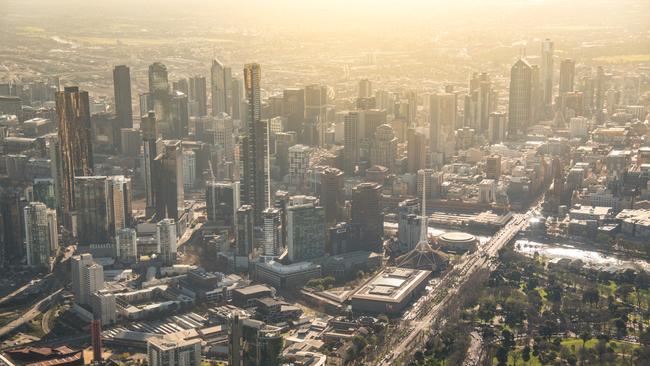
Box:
(492, 338), (639, 365)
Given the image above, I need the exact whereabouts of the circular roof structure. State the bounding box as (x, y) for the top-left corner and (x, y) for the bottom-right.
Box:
(438, 232), (476, 244)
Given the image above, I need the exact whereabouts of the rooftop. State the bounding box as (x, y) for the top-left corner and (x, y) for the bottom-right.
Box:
(351, 267), (430, 303)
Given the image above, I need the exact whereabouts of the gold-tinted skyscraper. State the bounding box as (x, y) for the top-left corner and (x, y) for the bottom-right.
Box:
(508, 58), (533, 136)
(541, 39), (554, 107)
(56, 86), (93, 230)
(148, 62), (170, 133)
(113, 65), (133, 129)
(240, 63), (268, 223)
(559, 59), (575, 95)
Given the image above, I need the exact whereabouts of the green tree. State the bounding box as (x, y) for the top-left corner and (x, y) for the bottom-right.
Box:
(478, 298), (497, 323)
(496, 346), (509, 366)
(522, 345), (531, 366)
(582, 287), (600, 306)
(502, 329), (515, 350)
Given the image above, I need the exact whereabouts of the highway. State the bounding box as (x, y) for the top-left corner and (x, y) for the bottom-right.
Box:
(0, 274), (52, 307)
(378, 200), (541, 365)
(0, 288), (63, 340)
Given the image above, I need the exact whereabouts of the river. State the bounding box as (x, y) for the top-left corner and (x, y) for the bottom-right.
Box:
(514, 239), (650, 272)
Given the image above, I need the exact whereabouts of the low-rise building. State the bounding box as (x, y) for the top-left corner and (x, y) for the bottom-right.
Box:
(616, 209), (650, 238)
(350, 267), (430, 314)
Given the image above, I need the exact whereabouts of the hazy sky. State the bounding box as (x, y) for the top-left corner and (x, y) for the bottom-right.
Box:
(3, 0), (648, 32)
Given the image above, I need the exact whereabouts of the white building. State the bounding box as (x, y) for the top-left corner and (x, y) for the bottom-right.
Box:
(71, 254), (104, 306)
(182, 150), (196, 190)
(262, 208), (283, 258)
(214, 114), (234, 162)
(91, 291), (117, 325)
(417, 169), (444, 200)
(569, 117), (588, 138)
(269, 116), (286, 135)
(24, 202), (58, 268)
(288, 144), (312, 188)
(147, 333), (201, 366)
(479, 179), (497, 203)
(116, 228), (138, 263)
(157, 219), (177, 266)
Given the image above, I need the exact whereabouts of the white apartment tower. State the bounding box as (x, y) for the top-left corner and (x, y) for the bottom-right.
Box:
(24, 202), (58, 268)
(157, 218), (177, 266)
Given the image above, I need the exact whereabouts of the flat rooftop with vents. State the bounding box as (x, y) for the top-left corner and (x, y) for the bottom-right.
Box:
(350, 267), (431, 314)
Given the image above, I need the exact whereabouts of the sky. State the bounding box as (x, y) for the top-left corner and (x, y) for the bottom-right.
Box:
(2, 0), (648, 35)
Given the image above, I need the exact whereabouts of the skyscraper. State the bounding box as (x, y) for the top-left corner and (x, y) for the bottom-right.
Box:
(154, 140), (184, 221)
(32, 178), (57, 210)
(116, 228), (137, 263)
(73, 176), (102, 244)
(468, 73), (491, 132)
(406, 90), (417, 125)
(343, 111), (363, 174)
(111, 175), (132, 232)
(541, 39), (554, 107)
(214, 113), (235, 162)
(182, 150), (196, 191)
(508, 58), (533, 136)
(56, 86), (94, 231)
(156, 218), (177, 266)
(262, 208), (283, 258)
(283, 88), (305, 134)
(240, 63), (268, 223)
(351, 182), (383, 252)
(0, 189), (25, 265)
(211, 59), (231, 116)
(236, 205), (254, 257)
(71, 253), (104, 306)
(170, 91), (189, 139)
(486, 155), (502, 180)
(304, 84), (328, 146)
(148, 62), (170, 134)
(24, 202), (57, 268)
(429, 93), (456, 155)
(206, 181), (240, 229)
(141, 112), (158, 218)
(113, 65), (133, 129)
(559, 59), (575, 96)
(595, 66), (605, 123)
(530, 64), (542, 123)
(487, 111), (507, 144)
(407, 128), (426, 174)
(228, 313), (283, 366)
(286, 203), (325, 262)
(358, 78), (372, 98)
(320, 167), (344, 224)
(288, 144), (312, 189)
(74, 176), (131, 245)
(370, 124), (397, 171)
(188, 75), (207, 117)
(231, 77), (243, 120)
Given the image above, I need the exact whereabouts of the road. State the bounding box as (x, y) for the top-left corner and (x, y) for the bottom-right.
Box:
(379, 200), (541, 365)
(0, 275), (51, 307)
(0, 288), (63, 340)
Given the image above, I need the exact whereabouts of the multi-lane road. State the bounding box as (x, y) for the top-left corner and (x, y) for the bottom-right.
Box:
(379, 201), (541, 365)
(0, 288), (63, 340)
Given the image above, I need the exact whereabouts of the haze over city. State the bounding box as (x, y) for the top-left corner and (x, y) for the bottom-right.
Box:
(0, 0), (649, 365)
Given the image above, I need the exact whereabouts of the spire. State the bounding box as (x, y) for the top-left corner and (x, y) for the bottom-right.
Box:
(266, 119), (272, 209)
(414, 172), (434, 253)
(420, 172), (427, 243)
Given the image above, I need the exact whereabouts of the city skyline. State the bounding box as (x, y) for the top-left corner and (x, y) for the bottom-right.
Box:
(0, 1), (648, 365)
